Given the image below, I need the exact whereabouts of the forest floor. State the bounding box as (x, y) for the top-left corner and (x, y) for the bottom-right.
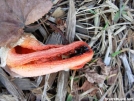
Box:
(0, 0), (134, 101)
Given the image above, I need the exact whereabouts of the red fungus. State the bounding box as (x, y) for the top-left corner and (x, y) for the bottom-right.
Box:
(6, 35), (93, 77)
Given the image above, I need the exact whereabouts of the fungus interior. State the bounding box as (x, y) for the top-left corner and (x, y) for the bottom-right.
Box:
(14, 46), (35, 54)
(70, 46), (89, 57)
(13, 45), (89, 65)
(14, 45), (89, 55)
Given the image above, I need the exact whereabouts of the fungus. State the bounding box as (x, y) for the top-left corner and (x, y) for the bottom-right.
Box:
(6, 35), (93, 77)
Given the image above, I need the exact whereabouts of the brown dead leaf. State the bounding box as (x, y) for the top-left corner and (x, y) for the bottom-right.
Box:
(84, 58), (111, 86)
(56, 18), (66, 32)
(85, 70), (106, 84)
(97, 58), (111, 76)
(127, 29), (133, 44)
(32, 88), (42, 95)
(80, 80), (98, 96)
(0, 0), (52, 46)
(127, 29), (134, 49)
(107, 67), (118, 85)
(80, 80), (94, 91)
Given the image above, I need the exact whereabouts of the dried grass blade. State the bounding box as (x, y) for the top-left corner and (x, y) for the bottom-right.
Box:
(0, 68), (25, 101)
(118, 72), (125, 97)
(79, 87), (99, 99)
(116, 31), (127, 51)
(100, 30), (106, 54)
(66, 0), (76, 43)
(104, 47), (111, 66)
(0, 95), (19, 101)
(94, 9), (100, 35)
(122, 13), (134, 22)
(99, 73), (119, 101)
(108, 29), (113, 53)
(78, 9), (117, 21)
(113, 25), (127, 36)
(106, 1), (119, 11)
(55, 71), (69, 101)
(77, 2), (118, 14)
(88, 30), (103, 47)
(119, 54), (134, 87)
(42, 74), (51, 101)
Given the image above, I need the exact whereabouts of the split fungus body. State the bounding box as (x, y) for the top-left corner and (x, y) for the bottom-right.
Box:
(6, 35), (94, 77)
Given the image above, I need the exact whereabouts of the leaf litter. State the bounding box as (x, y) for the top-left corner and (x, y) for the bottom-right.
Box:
(0, 0), (134, 101)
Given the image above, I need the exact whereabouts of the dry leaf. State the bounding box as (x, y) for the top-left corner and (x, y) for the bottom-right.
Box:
(85, 70), (106, 84)
(0, 0), (52, 46)
(107, 68), (118, 85)
(80, 80), (98, 96)
(52, 7), (65, 18)
(97, 58), (111, 76)
(56, 18), (66, 32)
(84, 58), (111, 86)
(80, 80), (94, 91)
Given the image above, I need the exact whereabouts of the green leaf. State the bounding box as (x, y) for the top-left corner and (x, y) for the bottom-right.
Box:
(111, 50), (122, 57)
(103, 22), (109, 30)
(114, 11), (120, 22)
(88, 10), (96, 14)
(93, 96), (99, 101)
(122, 11), (127, 15)
(114, 4), (126, 23)
(66, 94), (73, 101)
(121, 4), (125, 11)
(70, 76), (79, 82)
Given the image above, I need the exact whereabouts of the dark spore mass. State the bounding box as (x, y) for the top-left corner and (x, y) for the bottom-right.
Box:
(70, 46), (89, 57)
(75, 46), (89, 55)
